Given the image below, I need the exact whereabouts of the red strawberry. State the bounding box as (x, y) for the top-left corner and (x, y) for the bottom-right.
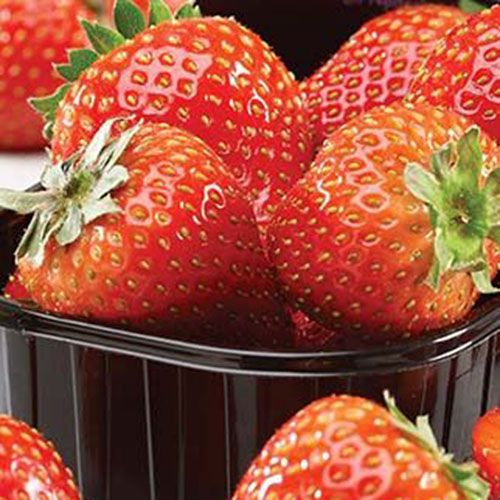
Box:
(0, 119), (291, 347)
(233, 393), (489, 500)
(0, 0), (94, 150)
(32, 0), (313, 243)
(0, 414), (82, 499)
(303, 4), (466, 149)
(3, 272), (30, 301)
(269, 102), (500, 342)
(291, 310), (339, 350)
(473, 408), (500, 499)
(408, 6), (500, 144)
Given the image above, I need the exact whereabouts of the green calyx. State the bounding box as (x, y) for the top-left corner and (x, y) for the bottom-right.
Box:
(28, 0), (201, 139)
(404, 126), (500, 295)
(0, 118), (140, 268)
(384, 392), (490, 500)
(458, 0), (487, 13)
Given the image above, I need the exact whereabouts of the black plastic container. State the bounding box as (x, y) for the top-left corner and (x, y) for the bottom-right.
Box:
(1, 206), (500, 500)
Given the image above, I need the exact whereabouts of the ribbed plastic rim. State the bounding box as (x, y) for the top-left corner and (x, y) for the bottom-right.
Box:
(0, 294), (499, 377)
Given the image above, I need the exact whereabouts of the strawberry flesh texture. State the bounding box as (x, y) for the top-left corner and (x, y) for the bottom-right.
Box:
(408, 6), (500, 144)
(291, 310), (340, 350)
(51, 17), (313, 240)
(0, 0), (94, 150)
(3, 272), (30, 301)
(233, 395), (463, 500)
(303, 4), (466, 149)
(21, 124), (291, 347)
(0, 415), (81, 499)
(269, 102), (500, 342)
(474, 408), (500, 499)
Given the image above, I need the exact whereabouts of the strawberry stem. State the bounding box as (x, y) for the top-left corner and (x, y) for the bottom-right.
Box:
(404, 126), (500, 295)
(0, 118), (140, 267)
(384, 391), (490, 500)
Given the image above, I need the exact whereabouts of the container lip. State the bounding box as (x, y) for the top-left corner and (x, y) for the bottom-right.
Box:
(1, 294), (499, 376)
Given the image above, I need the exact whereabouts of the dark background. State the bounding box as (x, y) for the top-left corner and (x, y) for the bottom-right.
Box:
(198, 0), (461, 80)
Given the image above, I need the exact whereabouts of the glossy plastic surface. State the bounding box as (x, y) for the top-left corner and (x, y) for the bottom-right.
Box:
(1, 202), (500, 500)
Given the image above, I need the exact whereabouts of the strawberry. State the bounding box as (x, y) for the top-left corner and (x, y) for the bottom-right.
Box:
(233, 392), (489, 500)
(31, 0), (313, 243)
(268, 102), (500, 342)
(473, 408), (500, 499)
(0, 119), (291, 347)
(0, 414), (81, 499)
(408, 6), (500, 144)
(3, 272), (30, 301)
(303, 4), (466, 149)
(0, 0), (95, 150)
(291, 310), (339, 350)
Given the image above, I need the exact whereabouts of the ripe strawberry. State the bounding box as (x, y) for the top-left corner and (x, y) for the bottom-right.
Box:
(0, 119), (291, 347)
(473, 408), (500, 499)
(0, 0), (95, 150)
(0, 414), (81, 499)
(32, 0), (313, 242)
(233, 393), (489, 500)
(291, 310), (339, 350)
(3, 272), (30, 301)
(408, 6), (500, 144)
(303, 4), (466, 149)
(269, 102), (500, 342)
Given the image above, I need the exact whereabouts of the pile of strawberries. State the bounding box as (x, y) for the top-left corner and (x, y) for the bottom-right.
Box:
(2, 0), (500, 350)
(2, 0), (500, 496)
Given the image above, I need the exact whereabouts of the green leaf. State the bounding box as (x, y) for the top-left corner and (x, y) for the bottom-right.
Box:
(472, 268), (500, 294)
(42, 121), (54, 141)
(82, 195), (122, 224)
(488, 226), (500, 245)
(459, 0), (487, 13)
(149, 0), (172, 26)
(93, 165), (129, 200)
(100, 121), (143, 169)
(41, 163), (67, 191)
(426, 258), (441, 291)
(0, 189), (55, 214)
(80, 117), (121, 169)
(433, 227), (454, 279)
(453, 126), (483, 191)
(29, 84), (71, 121)
(405, 163), (442, 206)
(23, 211), (63, 268)
(81, 19), (125, 54)
(55, 49), (98, 82)
(176, 2), (201, 18)
(114, 0), (146, 39)
(431, 144), (452, 181)
(55, 204), (83, 247)
(485, 169), (500, 198)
